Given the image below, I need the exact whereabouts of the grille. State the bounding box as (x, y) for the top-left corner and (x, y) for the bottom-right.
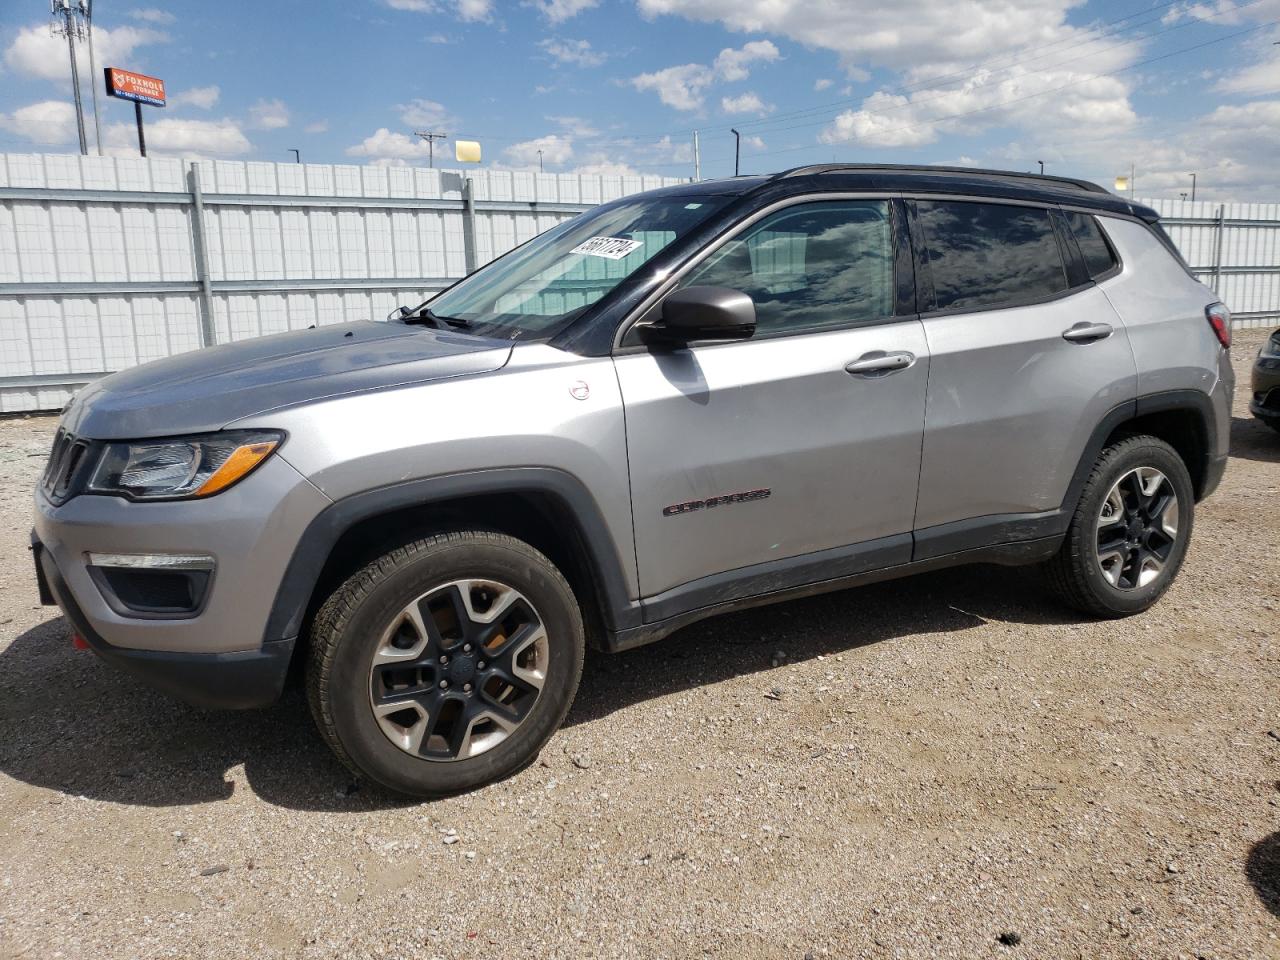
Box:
(41, 429), (91, 504)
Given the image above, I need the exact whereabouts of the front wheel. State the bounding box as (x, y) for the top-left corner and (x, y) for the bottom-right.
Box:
(1043, 435), (1194, 618)
(306, 531), (585, 798)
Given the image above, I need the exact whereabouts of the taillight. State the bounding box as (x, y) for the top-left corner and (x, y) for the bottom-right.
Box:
(1205, 302), (1231, 349)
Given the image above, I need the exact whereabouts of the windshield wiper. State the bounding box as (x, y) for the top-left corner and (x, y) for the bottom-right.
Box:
(397, 306), (471, 329)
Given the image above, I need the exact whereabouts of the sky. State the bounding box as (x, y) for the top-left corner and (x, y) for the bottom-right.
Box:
(1, 0), (1279, 199)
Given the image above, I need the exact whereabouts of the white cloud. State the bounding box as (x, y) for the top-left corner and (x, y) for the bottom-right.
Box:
(539, 37), (606, 67)
(571, 158), (643, 176)
(171, 86), (220, 110)
(546, 114), (600, 136)
(814, 78), (833, 92)
(105, 117), (252, 157)
(129, 7), (176, 24)
(382, 0), (491, 18)
(397, 98), (454, 129)
(744, 134), (766, 150)
(721, 91), (772, 116)
(630, 40), (780, 111)
(304, 120), (330, 134)
(346, 128), (437, 164)
(4, 24), (167, 84)
(1217, 59), (1280, 96)
(637, 0), (1097, 74)
(503, 134), (575, 168)
(0, 100), (78, 145)
(457, 0), (493, 21)
(425, 32), (452, 43)
(712, 40), (779, 82)
(528, 0), (600, 23)
(249, 98), (290, 130)
(630, 63), (714, 111)
(818, 54), (1138, 149)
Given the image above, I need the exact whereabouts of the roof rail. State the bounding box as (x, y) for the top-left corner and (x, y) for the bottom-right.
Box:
(774, 163), (1109, 195)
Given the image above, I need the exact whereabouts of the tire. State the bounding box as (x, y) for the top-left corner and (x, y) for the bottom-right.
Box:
(1042, 435), (1195, 618)
(1262, 416), (1280, 435)
(307, 530), (584, 798)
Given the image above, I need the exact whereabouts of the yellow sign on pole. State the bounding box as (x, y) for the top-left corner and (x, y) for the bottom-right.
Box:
(455, 140), (482, 163)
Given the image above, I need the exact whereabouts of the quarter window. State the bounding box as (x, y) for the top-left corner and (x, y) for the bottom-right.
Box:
(680, 200), (894, 336)
(917, 200), (1068, 311)
(1064, 211), (1118, 279)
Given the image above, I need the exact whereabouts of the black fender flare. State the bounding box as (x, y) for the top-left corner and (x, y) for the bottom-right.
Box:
(1061, 389), (1218, 516)
(261, 467), (641, 646)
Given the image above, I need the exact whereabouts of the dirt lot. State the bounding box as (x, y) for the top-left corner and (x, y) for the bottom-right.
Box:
(0, 333), (1276, 960)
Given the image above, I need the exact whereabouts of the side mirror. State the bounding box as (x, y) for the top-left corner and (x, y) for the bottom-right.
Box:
(648, 285), (756, 343)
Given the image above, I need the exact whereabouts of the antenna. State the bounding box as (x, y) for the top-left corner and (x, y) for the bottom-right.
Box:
(414, 131), (449, 169)
(49, 0), (88, 155)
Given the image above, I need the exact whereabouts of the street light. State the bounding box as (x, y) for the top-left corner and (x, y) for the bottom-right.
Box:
(1188, 172), (1197, 202)
(1037, 160), (1044, 175)
(288, 148), (300, 163)
(731, 128), (741, 177)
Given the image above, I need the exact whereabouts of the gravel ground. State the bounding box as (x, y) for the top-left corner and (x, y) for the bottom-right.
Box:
(0, 333), (1277, 960)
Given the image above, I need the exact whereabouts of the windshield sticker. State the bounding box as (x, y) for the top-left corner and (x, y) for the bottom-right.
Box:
(570, 236), (643, 260)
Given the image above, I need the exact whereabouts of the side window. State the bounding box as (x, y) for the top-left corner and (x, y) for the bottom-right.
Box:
(1064, 211), (1119, 279)
(916, 200), (1068, 312)
(681, 200), (894, 336)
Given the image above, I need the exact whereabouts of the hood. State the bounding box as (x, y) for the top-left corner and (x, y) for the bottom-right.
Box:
(63, 321), (513, 439)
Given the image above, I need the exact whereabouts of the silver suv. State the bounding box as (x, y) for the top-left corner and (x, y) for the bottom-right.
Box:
(32, 164), (1233, 797)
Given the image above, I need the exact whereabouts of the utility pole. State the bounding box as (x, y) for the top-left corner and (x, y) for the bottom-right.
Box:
(1189, 172), (1197, 202)
(51, 0), (88, 155)
(693, 129), (701, 181)
(414, 131), (449, 168)
(82, 0), (101, 155)
(731, 128), (741, 177)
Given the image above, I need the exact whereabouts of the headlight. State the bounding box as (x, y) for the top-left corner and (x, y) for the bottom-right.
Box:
(88, 430), (283, 500)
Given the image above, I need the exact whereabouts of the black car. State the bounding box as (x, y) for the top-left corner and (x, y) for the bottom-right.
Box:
(1251, 328), (1280, 433)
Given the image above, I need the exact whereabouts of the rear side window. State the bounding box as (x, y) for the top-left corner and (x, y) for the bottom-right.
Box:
(916, 200), (1068, 311)
(1064, 211), (1118, 279)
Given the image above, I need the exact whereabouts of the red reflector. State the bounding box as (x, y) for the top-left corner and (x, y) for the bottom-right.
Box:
(71, 633), (89, 650)
(1206, 302), (1231, 349)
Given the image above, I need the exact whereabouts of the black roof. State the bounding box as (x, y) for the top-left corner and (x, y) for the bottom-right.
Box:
(642, 163), (1159, 222)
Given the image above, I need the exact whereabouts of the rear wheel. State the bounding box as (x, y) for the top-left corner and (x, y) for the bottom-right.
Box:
(1043, 435), (1194, 618)
(307, 531), (584, 798)
(1260, 415), (1280, 435)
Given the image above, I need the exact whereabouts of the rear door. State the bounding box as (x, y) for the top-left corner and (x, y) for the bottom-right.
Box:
(909, 198), (1136, 558)
(613, 198), (929, 607)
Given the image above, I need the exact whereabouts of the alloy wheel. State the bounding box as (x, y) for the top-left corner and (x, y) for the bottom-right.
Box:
(368, 579), (549, 762)
(1095, 466), (1180, 590)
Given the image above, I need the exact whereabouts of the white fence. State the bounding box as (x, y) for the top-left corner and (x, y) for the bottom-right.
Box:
(0, 153), (686, 412)
(1141, 197), (1280, 331)
(0, 153), (1276, 413)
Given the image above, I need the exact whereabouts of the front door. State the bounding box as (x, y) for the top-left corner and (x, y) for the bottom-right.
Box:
(612, 198), (930, 611)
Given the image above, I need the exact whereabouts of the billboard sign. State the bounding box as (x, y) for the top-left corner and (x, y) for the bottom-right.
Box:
(104, 68), (166, 108)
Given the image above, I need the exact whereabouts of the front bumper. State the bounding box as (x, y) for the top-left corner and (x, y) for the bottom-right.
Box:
(32, 452), (330, 709)
(1250, 350), (1280, 421)
(35, 536), (294, 709)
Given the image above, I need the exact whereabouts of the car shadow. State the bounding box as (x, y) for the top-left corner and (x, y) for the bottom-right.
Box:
(1246, 831), (1280, 918)
(0, 564), (1081, 811)
(1230, 415), (1280, 464)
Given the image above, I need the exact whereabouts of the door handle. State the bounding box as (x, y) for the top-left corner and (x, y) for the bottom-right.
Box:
(845, 351), (915, 376)
(1061, 321), (1114, 343)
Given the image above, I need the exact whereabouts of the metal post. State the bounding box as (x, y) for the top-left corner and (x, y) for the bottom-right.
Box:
(187, 164), (217, 347)
(1190, 173), (1197, 203)
(693, 130), (700, 181)
(65, 18), (88, 155)
(134, 101), (147, 157)
(85, 0), (102, 156)
(1211, 203), (1226, 296)
(461, 177), (478, 274)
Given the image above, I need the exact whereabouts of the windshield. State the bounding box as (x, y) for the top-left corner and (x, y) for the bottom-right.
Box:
(419, 194), (730, 341)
